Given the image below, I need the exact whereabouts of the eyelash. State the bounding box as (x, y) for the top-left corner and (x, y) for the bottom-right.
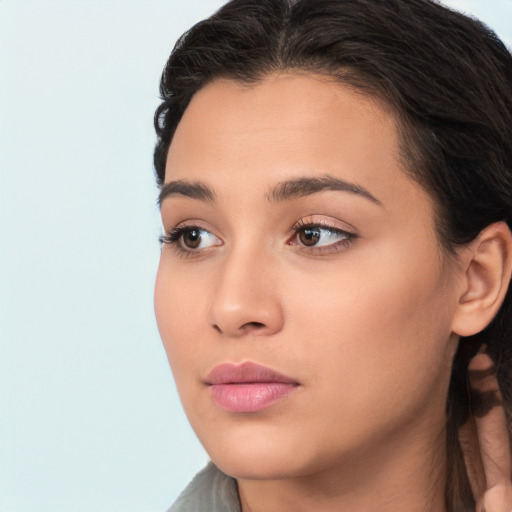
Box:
(159, 227), (191, 245)
(159, 225), (216, 258)
(159, 220), (357, 256)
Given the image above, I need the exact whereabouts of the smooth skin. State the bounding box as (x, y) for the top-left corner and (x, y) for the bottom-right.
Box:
(155, 73), (512, 512)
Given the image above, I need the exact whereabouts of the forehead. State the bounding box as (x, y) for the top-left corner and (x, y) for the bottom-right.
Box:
(165, 72), (427, 215)
(168, 73), (397, 165)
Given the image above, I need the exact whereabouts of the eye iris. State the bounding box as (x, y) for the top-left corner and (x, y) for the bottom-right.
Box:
(183, 229), (201, 249)
(299, 227), (321, 246)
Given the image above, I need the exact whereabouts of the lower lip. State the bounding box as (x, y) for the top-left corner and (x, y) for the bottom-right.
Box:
(209, 383), (297, 412)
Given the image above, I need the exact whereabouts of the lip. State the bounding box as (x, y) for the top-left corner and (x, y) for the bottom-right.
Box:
(205, 362), (299, 413)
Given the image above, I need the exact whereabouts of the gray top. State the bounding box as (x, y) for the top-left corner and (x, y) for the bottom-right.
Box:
(168, 462), (241, 512)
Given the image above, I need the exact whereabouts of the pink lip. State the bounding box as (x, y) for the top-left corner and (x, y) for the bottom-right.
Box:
(205, 362), (299, 413)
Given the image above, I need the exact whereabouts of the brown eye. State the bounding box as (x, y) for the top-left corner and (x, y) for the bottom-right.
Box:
(290, 223), (355, 251)
(160, 226), (222, 252)
(298, 227), (321, 246)
(182, 229), (202, 249)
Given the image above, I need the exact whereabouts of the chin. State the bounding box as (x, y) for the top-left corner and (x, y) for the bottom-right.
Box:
(195, 417), (357, 483)
(195, 421), (314, 480)
(210, 447), (311, 481)
(214, 455), (290, 480)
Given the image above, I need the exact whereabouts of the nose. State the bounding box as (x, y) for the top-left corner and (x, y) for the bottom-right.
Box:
(208, 246), (284, 338)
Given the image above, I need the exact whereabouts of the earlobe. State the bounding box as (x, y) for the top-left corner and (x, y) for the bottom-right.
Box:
(452, 222), (512, 337)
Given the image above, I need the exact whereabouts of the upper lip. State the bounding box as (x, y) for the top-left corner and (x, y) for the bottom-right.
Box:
(205, 361), (298, 385)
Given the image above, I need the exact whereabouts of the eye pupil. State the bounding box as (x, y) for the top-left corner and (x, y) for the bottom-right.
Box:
(183, 229), (201, 248)
(299, 227), (321, 246)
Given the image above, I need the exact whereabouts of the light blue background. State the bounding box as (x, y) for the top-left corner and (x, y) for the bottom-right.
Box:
(1, 1), (511, 511)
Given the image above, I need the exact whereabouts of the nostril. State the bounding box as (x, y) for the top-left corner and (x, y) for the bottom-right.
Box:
(212, 321), (268, 336)
(212, 321), (266, 335)
(241, 321), (266, 331)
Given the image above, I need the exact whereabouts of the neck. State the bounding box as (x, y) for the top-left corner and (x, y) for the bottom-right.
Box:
(237, 422), (447, 512)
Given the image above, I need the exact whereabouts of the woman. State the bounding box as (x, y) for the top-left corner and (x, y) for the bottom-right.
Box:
(153, 0), (512, 510)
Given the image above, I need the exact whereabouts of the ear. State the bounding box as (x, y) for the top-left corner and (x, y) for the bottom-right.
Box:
(452, 222), (512, 337)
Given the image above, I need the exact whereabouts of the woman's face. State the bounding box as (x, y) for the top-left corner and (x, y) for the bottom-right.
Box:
(155, 73), (462, 480)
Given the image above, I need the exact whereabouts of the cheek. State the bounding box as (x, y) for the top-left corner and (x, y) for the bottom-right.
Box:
(154, 259), (207, 374)
(282, 241), (454, 407)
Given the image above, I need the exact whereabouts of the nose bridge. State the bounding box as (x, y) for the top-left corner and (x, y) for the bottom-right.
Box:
(208, 240), (283, 337)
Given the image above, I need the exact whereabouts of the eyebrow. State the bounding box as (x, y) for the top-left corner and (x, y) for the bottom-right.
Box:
(268, 175), (382, 205)
(158, 180), (215, 207)
(158, 174), (382, 207)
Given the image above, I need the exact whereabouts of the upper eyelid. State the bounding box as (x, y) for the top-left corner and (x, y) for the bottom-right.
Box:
(289, 223), (355, 242)
(293, 221), (348, 232)
(291, 216), (357, 235)
(164, 219), (218, 235)
(169, 224), (219, 239)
